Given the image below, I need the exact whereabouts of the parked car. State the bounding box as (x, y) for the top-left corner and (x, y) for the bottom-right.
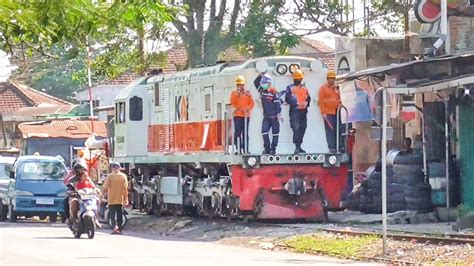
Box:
(0, 155), (68, 222)
(0, 156), (16, 221)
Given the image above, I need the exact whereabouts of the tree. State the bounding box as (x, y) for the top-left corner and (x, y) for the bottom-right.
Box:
(0, 0), (178, 99)
(170, 0), (241, 67)
(370, 0), (414, 34)
(291, 0), (353, 36)
(235, 0), (299, 57)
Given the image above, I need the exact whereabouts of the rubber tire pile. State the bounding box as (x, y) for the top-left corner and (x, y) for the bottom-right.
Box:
(358, 154), (432, 214)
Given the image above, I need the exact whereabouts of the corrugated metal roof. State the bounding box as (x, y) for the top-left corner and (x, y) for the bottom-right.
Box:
(18, 120), (107, 139)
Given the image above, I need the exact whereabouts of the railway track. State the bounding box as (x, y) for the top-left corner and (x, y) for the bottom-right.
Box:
(322, 228), (474, 245)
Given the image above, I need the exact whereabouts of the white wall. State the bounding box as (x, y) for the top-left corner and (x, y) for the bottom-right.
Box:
(75, 85), (127, 121)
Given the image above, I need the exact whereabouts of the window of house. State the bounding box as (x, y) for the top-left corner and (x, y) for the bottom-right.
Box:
(205, 93), (211, 112)
(154, 83), (160, 107)
(337, 57), (351, 75)
(129, 96), (143, 121)
(116, 102), (126, 123)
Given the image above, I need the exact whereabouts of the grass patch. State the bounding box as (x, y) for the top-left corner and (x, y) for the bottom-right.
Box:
(285, 233), (378, 259)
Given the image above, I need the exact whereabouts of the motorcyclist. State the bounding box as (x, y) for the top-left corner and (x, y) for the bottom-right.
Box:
(67, 161), (100, 229)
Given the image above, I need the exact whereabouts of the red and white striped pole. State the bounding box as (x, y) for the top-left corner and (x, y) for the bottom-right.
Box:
(86, 39), (94, 133)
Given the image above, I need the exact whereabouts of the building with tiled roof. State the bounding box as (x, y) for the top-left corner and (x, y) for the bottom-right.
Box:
(0, 81), (74, 148)
(0, 81), (71, 114)
(288, 37), (336, 70)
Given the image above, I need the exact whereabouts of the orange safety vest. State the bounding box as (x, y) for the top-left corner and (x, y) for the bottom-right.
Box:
(291, 85), (310, 109)
(230, 90), (255, 117)
(318, 83), (341, 115)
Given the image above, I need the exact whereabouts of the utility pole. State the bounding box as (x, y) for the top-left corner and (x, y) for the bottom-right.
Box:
(440, 0), (451, 54)
(86, 38), (95, 132)
(0, 112), (7, 147)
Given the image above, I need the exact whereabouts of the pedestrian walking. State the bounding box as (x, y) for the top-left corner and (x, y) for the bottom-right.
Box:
(230, 75), (254, 154)
(318, 70), (342, 152)
(254, 73), (282, 154)
(284, 69), (311, 154)
(102, 162), (128, 235)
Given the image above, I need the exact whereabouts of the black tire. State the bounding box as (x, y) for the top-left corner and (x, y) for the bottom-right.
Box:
(368, 178), (382, 189)
(49, 214), (58, 223)
(85, 217), (95, 239)
(404, 185), (431, 198)
(0, 203), (7, 221)
(388, 183), (406, 194)
(393, 154), (423, 165)
(387, 193), (406, 204)
(405, 197), (431, 211)
(388, 203), (406, 213)
(74, 231), (82, 239)
(8, 202), (17, 223)
(362, 203), (382, 214)
(39, 215), (47, 221)
(393, 175), (422, 185)
(393, 164), (423, 177)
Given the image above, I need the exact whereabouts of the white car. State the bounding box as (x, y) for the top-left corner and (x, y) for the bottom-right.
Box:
(0, 156), (16, 221)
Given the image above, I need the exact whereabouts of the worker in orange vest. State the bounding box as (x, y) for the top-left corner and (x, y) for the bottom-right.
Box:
(285, 69), (311, 154)
(318, 70), (342, 153)
(230, 75), (255, 154)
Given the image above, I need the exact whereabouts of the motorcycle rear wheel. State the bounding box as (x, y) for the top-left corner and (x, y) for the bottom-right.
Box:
(85, 216), (96, 239)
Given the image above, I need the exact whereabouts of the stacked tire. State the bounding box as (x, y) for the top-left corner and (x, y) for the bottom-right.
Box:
(392, 154), (432, 213)
(358, 167), (406, 214)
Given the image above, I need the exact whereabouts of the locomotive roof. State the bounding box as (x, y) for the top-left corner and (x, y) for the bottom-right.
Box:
(146, 55), (317, 85)
(115, 55), (319, 101)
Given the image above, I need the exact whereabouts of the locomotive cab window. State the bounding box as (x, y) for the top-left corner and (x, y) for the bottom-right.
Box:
(116, 102), (126, 124)
(129, 96), (143, 121)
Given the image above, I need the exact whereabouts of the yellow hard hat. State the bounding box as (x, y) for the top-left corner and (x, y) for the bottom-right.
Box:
(77, 149), (85, 157)
(235, 75), (246, 85)
(292, 69), (304, 80)
(327, 70), (337, 79)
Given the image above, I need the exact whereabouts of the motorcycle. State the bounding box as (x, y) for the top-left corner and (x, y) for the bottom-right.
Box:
(98, 197), (128, 229)
(68, 186), (98, 239)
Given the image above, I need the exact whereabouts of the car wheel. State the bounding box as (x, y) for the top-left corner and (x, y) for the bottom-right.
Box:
(39, 215), (47, 221)
(49, 214), (58, 223)
(0, 203), (7, 221)
(8, 202), (17, 223)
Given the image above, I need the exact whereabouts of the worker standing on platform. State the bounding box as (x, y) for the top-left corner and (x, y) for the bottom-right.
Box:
(254, 73), (282, 155)
(230, 75), (254, 154)
(318, 70), (342, 153)
(285, 69), (311, 154)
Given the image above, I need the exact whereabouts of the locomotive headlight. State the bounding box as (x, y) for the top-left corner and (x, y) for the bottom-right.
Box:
(247, 157), (257, 167)
(276, 64), (288, 75)
(328, 155), (338, 165)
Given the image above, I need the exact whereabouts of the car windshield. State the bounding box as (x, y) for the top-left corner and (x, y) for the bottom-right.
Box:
(0, 163), (12, 179)
(18, 160), (66, 180)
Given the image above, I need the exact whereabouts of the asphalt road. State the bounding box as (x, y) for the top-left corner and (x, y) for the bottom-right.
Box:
(0, 221), (372, 265)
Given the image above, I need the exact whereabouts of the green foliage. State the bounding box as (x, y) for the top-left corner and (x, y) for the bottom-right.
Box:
(1, 0), (179, 100)
(285, 234), (378, 259)
(235, 0), (299, 57)
(370, 0), (413, 34)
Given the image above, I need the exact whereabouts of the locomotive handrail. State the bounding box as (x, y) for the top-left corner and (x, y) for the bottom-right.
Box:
(336, 105), (349, 154)
(244, 112), (248, 154)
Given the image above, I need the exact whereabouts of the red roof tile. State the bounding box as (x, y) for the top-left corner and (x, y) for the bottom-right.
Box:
(18, 120), (107, 139)
(300, 37), (335, 53)
(13, 82), (71, 106)
(0, 82), (71, 114)
(100, 72), (141, 86)
(318, 54), (336, 70)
